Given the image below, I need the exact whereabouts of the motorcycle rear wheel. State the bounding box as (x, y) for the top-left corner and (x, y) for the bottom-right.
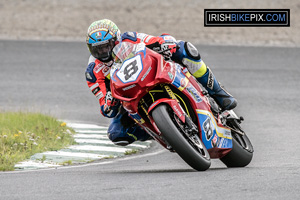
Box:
(220, 131), (253, 167)
(152, 104), (211, 171)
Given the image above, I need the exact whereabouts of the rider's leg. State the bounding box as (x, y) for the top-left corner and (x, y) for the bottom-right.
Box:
(171, 41), (237, 111)
(107, 112), (150, 146)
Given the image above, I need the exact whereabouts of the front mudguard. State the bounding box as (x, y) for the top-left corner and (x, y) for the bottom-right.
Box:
(148, 98), (186, 134)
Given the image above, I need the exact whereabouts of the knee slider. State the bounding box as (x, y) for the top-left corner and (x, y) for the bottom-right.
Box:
(184, 42), (201, 60)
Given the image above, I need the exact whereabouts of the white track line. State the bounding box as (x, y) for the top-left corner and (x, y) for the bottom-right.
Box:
(75, 130), (108, 134)
(67, 123), (108, 129)
(15, 161), (60, 168)
(41, 151), (111, 159)
(73, 134), (108, 139)
(75, 139), (114, 145)
(7, 149), (165, 174)
(68, 145), (131, 153)
(75, 139), (149, 148)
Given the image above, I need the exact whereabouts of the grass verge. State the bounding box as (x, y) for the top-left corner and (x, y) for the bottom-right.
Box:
(0, 112), (76, 171)
(124, 149), (139, 155)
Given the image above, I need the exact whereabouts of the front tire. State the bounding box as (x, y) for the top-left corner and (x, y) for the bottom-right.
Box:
(152, 104), (211, 171)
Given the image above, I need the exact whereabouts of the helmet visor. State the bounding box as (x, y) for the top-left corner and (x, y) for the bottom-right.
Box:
(88, 39), (115, 62)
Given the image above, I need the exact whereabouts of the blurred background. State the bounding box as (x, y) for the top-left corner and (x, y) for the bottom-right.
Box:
(0, 0), (298, 47)
(0, 0), (298, 124)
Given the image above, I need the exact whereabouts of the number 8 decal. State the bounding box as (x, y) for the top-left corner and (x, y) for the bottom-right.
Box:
(116, 55), (143, 83)
(124, 59), (138, 80)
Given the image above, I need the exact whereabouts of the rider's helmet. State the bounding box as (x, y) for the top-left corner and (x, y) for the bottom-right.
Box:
(86, 19), (121, 64)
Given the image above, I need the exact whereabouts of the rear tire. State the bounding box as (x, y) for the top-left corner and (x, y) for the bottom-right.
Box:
(152, 104), (211, 171)
(220, 132), (253, 167)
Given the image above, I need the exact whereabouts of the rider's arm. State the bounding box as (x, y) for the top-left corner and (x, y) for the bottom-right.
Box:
(122, 31), (165, 46)
(85, 57), (119, 118)
(121, 32), (177, 58)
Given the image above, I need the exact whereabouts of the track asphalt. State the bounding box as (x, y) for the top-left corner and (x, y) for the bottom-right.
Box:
(0, 40), (299, 200)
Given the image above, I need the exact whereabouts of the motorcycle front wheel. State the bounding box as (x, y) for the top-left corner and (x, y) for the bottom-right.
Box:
(152, 104), (211, 171)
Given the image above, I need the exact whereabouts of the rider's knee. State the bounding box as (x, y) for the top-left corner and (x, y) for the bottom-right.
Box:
(183, 41), (201, 60)
(172, 41), (200, 62)
(172, 41), (207, 78)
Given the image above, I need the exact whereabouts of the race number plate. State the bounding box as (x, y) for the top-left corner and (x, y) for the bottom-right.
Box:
(116, 55), (143, 83)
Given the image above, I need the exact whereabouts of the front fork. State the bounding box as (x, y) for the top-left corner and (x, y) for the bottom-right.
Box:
(138, 84), (194, 133)
(149, 85), (208, 157)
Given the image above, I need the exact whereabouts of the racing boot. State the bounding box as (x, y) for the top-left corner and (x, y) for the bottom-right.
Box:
(170, 40), (237, 110)
(197, 67), (237, 111)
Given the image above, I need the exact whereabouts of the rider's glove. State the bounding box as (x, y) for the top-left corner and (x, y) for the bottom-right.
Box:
(103, 91), (120, 115)
(160, 43), (173, 60)
(146, 42), (176, 60)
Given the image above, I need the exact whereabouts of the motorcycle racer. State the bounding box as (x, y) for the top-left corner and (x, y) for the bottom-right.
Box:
(85, 19), (237, 146)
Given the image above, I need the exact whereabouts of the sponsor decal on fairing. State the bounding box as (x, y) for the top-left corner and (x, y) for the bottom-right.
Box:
(141, 67), (151, 81)
(212, 134), (218, 147)
(186, 84), (202, 103)
(122, 84), (137, 91)
(171, 67), (190, 91)
(172, 104), (183, 118)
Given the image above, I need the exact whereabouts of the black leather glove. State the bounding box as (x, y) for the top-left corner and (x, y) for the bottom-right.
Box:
(146, 42), (176, 60)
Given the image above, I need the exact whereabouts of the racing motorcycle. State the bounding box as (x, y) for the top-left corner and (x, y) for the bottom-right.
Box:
(109, 41), (253, 171)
